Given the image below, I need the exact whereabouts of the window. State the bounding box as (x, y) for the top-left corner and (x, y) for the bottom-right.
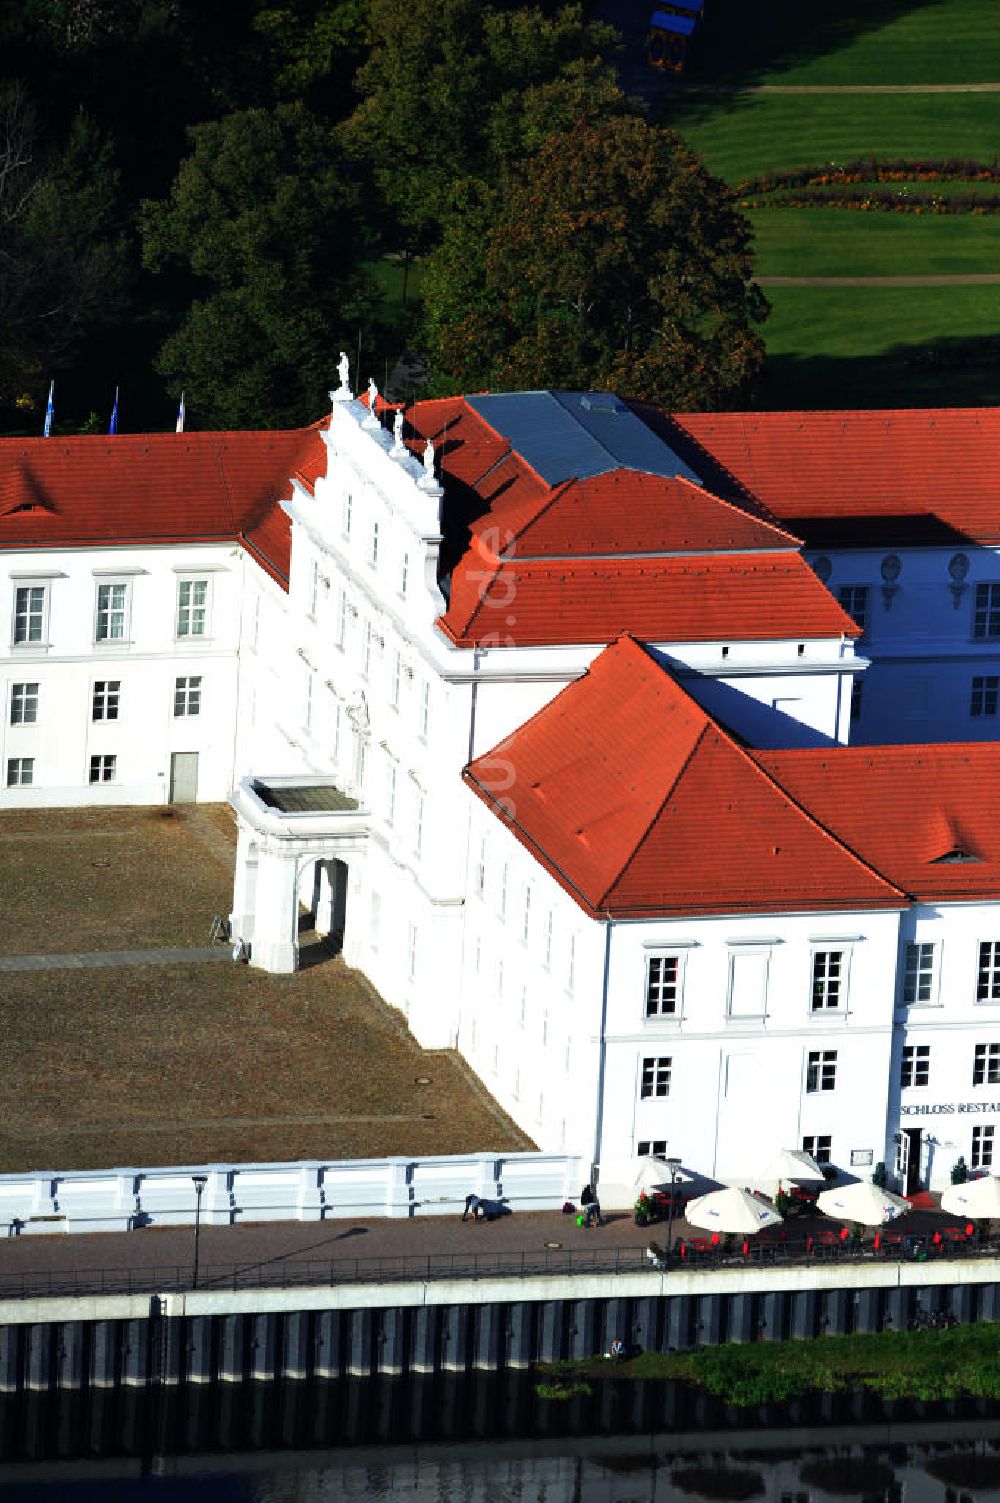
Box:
(544, 911), (553, 969)
(362, 621), (373, 677)
(308, 560), (320, 618)
(6, 757), (33, 786)
(420, 681), (430, 740)
(337, 589), (348, 649)
(303, 670), (313, 732)
(343, 491), (352, 537)
(806, 1049), (837, 1093)
(89, 754), (116, 783)
(973, 1042), (1000, 1086)
(811, 950), (845, 1011)
(391, 650), (401, 710)
(174, 675), (202, 717)
(838, 585), (869, 634)
(640, 1056), (672, 1099)
(646, 955), (681, 1017)
(496, 959), (503, 997)
(971, 676), (999, 718)
(850, 678), (863, 723)
(499, 862), (507, 919)
(10, 682), (38, 725)
(903, 942), (937, 1004)
(728, 949), (769, 1017)
(475, 838), (486, 898)
(369, 521), (379, 568)
(386, 759), (397, 826)
(802, 1134), (832, 1164)
(176, 579), (207, 638)
(972, 1124), (995, 1170)
(92, 680), (120, 721)
(400, 552), (409, 597)
(568, 934), (576, 994)
(901, 1044), (930, 1088)
(408, 922), (417, 981)
(95, 582), (127, 642)
(413, 788), (424, 857)
(522, 885), (531, 944)
(979, 943), (1000, 1002)
(974, 583), (1000, 640)
(637, 1139), (667, 1157)
(13, 584), (46, 645)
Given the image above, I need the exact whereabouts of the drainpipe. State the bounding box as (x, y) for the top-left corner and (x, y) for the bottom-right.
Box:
(591, 916), (614, 1177)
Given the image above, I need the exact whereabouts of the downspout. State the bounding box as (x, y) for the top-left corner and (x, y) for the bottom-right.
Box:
(591, 915), (614, 1177)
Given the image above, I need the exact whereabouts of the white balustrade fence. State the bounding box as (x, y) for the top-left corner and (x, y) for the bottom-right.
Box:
(0, 1152), (589, 1236)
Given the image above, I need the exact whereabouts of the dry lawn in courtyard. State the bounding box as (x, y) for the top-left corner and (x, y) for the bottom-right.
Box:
(0, 959), (531, 1171)
(0, 804), (235, 953)
(0, 804), (532, 1169)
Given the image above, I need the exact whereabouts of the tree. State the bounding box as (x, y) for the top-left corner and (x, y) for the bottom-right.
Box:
(422, 115), (769, 410)
(141, 103), (373, 429)
(342, 0), (617, 250)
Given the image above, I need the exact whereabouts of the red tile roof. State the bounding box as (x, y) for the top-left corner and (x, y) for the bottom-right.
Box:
(758, 744), (1000, 902)
(0, 426), (328, 585)
(441, 549), (860, 647)
(672, 408), (1000, 548)
(464, 637), (905, 918)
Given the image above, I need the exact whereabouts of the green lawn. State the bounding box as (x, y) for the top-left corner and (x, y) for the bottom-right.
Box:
(682, 0), (1000, 87)
(758, 284), (1000, 409)
(750, 208), (1000, 277)
(666, 93), (1000, 187)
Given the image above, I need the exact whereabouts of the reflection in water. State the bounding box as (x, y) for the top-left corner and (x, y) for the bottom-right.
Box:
(2, 1379), (1000, 1502)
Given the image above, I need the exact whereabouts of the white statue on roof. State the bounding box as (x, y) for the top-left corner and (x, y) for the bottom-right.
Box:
(392, 407), (405, 453)
(337, 351), (350, 393)
(423, 437), (435, 476)
(368, 377), (378, 413)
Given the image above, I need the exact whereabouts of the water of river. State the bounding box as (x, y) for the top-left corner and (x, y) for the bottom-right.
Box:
(3, 1378), (1000, 1501)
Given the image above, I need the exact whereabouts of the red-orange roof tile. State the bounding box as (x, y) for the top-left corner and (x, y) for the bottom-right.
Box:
(441, 551), (859, 646)
(673, 408), (1000, 547)
(465, 637), (905, 919)
(0, 425), (328, 585)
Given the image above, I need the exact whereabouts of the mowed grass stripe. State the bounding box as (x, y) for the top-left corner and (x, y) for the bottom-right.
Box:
(757, 284), (1000, 410)
(750, 209), (1000, 278)
(666, 94), (1000, 187)
(683, 0), (1000, 89)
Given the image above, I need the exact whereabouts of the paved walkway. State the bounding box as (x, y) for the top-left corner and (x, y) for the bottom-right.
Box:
(0, 946), (230, 972)
(755, 274), (1000, 287)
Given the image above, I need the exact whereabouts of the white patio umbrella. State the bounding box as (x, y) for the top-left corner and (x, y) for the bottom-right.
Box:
(758, 1148), (826, 1189)
(596, 1154), (692, 1211)
(816, 1179), (910, 1226)
(941, 1174), (1000, 1218)
(685, 1187), (783, 1235)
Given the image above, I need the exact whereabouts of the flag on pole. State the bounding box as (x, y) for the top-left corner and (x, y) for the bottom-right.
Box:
(175, 391), (186, 434)
(42, 381), (54, 438)
(109, 387), (119, 435)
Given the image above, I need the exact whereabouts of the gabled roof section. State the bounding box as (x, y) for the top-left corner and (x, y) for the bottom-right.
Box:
(757, 745), (1000, 902)
(671, 408), (1000, 548)
(0, 425), (329, 585)
(441, 550), (860, 647)
(464, 637), (905, 919)
(505, 471), (801, 558)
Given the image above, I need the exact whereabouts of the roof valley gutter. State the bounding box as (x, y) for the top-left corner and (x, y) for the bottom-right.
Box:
(592, 916), (613, 1180)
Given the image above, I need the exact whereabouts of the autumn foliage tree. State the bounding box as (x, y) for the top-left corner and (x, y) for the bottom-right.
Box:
(422, 115), (769, 410)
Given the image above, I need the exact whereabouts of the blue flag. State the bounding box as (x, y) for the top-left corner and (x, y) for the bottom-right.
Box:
(42, 380), (54, 438)
(109, 386), (119, 435)
(175, 390), (186, 433)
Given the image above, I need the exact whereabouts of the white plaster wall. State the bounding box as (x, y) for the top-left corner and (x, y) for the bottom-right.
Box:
(813, 546), (1000, 743)
(0, 543), (242, 806)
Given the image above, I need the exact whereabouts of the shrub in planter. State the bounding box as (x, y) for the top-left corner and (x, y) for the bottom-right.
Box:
(952, 1156), (969, 1185)
(872, 1161), (888, 1189)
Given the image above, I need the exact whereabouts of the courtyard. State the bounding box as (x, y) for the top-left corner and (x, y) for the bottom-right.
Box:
(0, 805), (532, 1173)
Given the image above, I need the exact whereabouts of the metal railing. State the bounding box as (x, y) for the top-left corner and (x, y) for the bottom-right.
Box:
(0, 1231), (995, 1303)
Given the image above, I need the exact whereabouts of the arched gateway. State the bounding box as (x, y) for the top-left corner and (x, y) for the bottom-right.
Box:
(229, 775), (369, 972)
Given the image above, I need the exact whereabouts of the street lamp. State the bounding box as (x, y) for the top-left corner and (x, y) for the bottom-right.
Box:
(665, 1157), (682, 1261)
(191, 1174), (208, 1289)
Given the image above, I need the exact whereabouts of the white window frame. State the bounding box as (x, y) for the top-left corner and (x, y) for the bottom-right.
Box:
(727, 946), (771, 1019)
(408, 922), (417, 982)
(971, 675), (1000, 718)
(972, 1123), (995, 1170)
(391, 650), (401, 710)
(11, 582), (49, 647)
(805, 1048), (838, 1094)
(369, 521), (380, 569)
(10, 681), (39, 726)
(567, 934), (576, 995)
(810, 945), (851, 1014)
(400, 551), (409, 598)
(88, 753), (116, 784)
(837, 584), (869, 634)
(173, 675), (202, 717)
(475, 836), (486, 898)
(802, 1134), (832, 1164)
(499, 862), (508, 920)
(175, 577), (209, 639)
(308, 559), (320, 619)
(6, 756), (33, 786)
(92, 679), (121, 722)
(343, 490), (353, 538)
(544, 911), (553, 970)
(413, 785), (425, 857)
(94, 580), (130, 644)
(337, 589), (348, 650)
(386, 756), (398, 827)
(639, 1055), (672, 1100)
(420, 680), (430, 741)
(901, 1043), (930, 1088)
(521, 884), (532, 945)
(973, 582), (1000, 641)
(903, 940), (939, 1007)
(978, 941), (1000, 1003)
(973, 1041), (1000, 1087)
(645, 952), (686, 1020)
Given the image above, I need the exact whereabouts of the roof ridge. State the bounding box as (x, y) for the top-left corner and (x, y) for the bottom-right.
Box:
(667, 472), (803, 549)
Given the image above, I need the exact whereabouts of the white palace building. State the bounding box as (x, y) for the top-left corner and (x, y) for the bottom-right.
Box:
(3, 375), (1000, 1195)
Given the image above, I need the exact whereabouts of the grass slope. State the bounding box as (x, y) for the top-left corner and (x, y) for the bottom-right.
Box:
(750, 209), (1000, 277)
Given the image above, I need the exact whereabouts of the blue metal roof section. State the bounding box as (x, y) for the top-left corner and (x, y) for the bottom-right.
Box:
(465, 390), (705, 487)
(650, 11), (697, 35)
